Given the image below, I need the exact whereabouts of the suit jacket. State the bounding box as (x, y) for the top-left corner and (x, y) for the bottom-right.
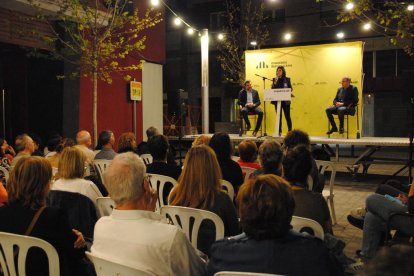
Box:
(271, 77), (292, 105)
(237, 89), (261, 108)
(333, 85), (359, 107)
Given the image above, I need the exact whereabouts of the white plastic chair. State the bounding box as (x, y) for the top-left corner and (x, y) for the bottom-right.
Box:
(0, 232), (60, 276)
(315, 160), (337, 224)
(0, 166), (9, 183)
(160, 206), (225, 250)
(240, 166), (257, 182)
(215, 272), (283, 276)
(93, 159), (112, 184)
(221, 179), (235, 201)
(86, 251), (153, 276)
(140, 154), (153, 165)
(147, 174), (178, 212)
(291, 216), (325, 240)
(96, 197), (116, 217)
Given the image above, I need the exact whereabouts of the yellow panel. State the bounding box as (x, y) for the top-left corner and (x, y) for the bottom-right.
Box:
(245, 41), (363, 137)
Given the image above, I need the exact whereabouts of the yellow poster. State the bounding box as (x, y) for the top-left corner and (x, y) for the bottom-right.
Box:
(130, 81), (142, 101)
(245, 41), (363, 137)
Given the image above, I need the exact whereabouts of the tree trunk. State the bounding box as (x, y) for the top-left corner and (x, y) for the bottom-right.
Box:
(93, 69), (98, 147)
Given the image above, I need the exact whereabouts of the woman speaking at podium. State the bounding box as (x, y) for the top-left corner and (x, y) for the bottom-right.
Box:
(271, 66), (293, 134)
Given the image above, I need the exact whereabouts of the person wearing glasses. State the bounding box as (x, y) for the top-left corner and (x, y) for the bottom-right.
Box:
(326, 76), (359, 134)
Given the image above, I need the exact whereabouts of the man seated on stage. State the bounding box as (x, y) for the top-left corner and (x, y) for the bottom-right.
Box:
(238, 80), (263, 137)
(326, 76), (359, 134)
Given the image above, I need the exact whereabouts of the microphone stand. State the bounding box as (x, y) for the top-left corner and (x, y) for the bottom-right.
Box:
(255, 73), (273, 137)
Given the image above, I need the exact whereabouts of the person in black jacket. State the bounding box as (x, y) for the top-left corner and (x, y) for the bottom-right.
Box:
(271, 66), (293, 134)
(326, 76), (359, 134)
(238, 80), (263, 136)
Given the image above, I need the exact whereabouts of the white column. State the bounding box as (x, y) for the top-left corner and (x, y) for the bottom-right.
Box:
(201, 29), (209, 133)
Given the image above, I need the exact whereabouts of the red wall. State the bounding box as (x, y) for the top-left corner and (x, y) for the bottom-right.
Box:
(79, 2), (165, 144)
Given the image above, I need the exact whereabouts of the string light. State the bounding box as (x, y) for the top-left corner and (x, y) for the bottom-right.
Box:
(284, 33), (292, 41)
(173, 17), (182, 26)
(336, 32), (345, 39)
(363, 23), (371, 31)
(345, 2), (354, 10)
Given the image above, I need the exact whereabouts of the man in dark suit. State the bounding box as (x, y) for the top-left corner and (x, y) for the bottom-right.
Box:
(326, 76), (359, 134)
(238, 80), (263, 136)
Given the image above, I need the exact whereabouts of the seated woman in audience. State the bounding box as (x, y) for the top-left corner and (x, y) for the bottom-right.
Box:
(237, 139), (261, 170)
(207, 174), (338, 276)
(46, 138), (75, 171)
(117, 132), (138, 154)
(0, 156), (86, 276)
(282, 144), (333, 234)
(0, 138), (11, 185)
(0, 137), (15, 163)
(209, 132), (244, 192)
(169, 145), (240, 255)
(192, 134), (211, 147)
(252, 139), (283, 177)
(52, 147), (102, 205)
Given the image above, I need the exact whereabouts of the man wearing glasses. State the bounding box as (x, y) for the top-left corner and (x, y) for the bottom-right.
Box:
(326, 76), (359, 134)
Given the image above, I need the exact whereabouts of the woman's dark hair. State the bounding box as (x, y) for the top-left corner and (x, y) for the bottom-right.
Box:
(209, 132), (232, 160)
(148, 135), (169, 161)
(55, 138), (76, 153)
(282, 144), (313, 185)
(46, 135), (63, 152)
(96, 130), (113, 150)
(277, 66), (286, 78)
(0, 138), (4, 157)
(283, 129), (311, 150)
(237, 174), (295, 240)
(258, 140), (283, 170)
(238, 140), (258, 162)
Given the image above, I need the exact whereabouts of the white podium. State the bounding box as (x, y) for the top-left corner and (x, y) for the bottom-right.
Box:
(264, 88), (292, 137)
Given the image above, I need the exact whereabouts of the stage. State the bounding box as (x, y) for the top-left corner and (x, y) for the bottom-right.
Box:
(172, 134), (411, 180)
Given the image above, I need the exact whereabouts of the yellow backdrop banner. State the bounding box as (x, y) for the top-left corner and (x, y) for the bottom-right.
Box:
(245, 41), (363, 137)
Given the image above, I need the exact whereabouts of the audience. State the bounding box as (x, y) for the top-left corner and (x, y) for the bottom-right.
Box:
(94, 130), (116, 160)
(363, 245), (414, 276)
(0, 180), (7, 207)
(46, 138), (75, 170)
(1, 137), (16, 163)
(146, 134), (181, 180)
(357, 179), (414, 260)
(44, 133), (62, 157)
(117, 132), (138, 154)
(30, 133), (44, 157)
(137, 126), (159, 155)
(0, 138), (11, 184)
(237, 139), (261, 170)
(91, 152), (206, 275)
(283, 129), (324, 193)
(282, 145), (333, 234)
(169, 145), (240, 255)
(207, 174), (339, 276)
(252, 139), (283, 177)
(0, 156), (86, 276)
(209, 132), (244, 193)
(52, 147), (102, 205)
(74, 130), (95, 163)
(12, 134), (35, 166)
(192, 134), (211, 147)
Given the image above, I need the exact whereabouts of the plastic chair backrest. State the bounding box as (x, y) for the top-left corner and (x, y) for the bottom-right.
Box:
(86, 251), (153, 276)
(160, 206), (225, 250)
(240, 166), (257, 182)
(221, 179), (235, 201)
(96, 197), (115, 217)
(140, 154), (153, 165)
(0, 232), (60, 276)
(93, 159), (112, 184)
(315, 160), (336, 199)
(291, 216), (325, 240)
(214, 272), (283, 276)
(147, 174), (178, 212)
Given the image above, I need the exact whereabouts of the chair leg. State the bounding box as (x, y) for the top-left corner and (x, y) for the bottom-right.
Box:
(346, 115), (349, 139)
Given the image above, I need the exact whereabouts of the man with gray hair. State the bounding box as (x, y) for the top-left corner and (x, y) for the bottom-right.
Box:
(91, 152), (206, 275)
(11, 134), (35, 166)
(326, 76), (359, 134)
